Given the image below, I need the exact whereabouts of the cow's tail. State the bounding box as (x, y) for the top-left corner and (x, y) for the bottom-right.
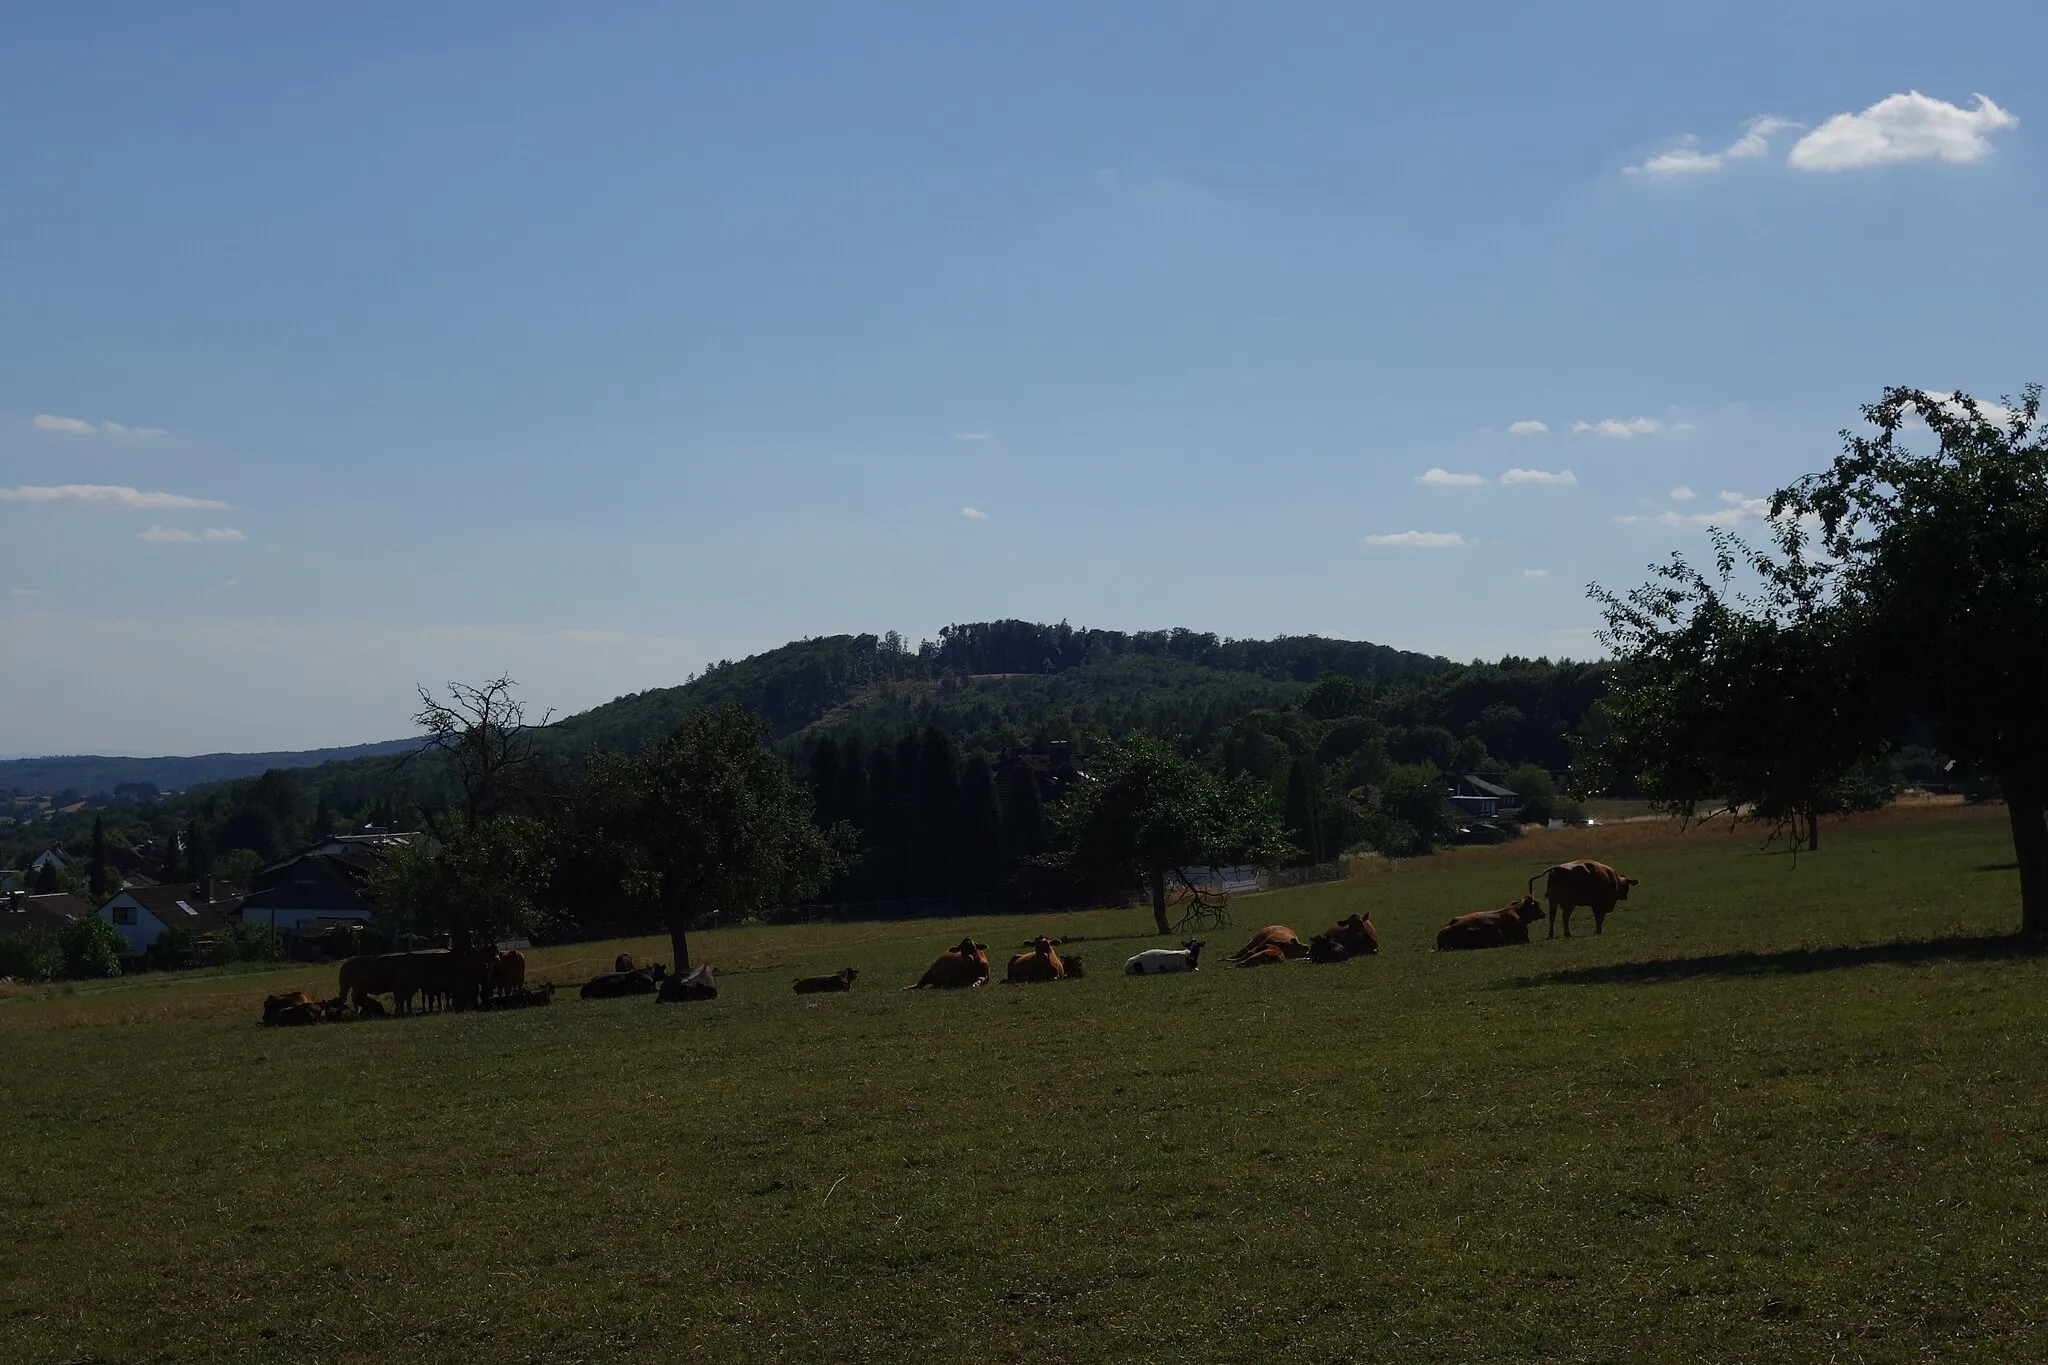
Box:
(1526, 866), (1554, 895)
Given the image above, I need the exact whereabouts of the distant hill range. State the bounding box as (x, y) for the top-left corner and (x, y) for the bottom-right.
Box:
(6, 622), (1458, 802)
(0, 739), (423, 801)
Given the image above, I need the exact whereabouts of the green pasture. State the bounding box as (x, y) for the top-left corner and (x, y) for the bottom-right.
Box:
(5, 804), (2047, 1363)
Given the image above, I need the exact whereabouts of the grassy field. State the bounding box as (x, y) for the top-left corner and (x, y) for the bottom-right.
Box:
(5, 804), (2047, 1363)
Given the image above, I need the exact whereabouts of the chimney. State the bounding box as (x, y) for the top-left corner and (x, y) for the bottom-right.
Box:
(199, 875), (214, 903)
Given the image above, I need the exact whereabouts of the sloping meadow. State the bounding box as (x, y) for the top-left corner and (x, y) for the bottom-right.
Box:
(4, 805), (2045, 1362)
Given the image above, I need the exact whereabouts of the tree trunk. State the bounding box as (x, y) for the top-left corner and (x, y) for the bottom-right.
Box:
(2005, 781), (2048, 937)
(1805, 807), (1820, 852)
(663, 871), (693, 970)
(1149, 867), (1170, 936)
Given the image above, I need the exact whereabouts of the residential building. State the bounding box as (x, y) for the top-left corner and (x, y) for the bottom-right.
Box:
(98, 882), (239, 956)
(0, 891), (92, 936)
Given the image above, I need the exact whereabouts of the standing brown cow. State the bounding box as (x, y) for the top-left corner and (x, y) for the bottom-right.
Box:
(1531, 861), (1640, 938)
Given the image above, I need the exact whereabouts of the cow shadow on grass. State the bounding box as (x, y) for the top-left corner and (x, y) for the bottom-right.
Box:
(1508, 933), (2048, 989)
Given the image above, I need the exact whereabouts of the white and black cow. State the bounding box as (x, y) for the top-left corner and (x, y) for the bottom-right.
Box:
(1124, 939), (1206, 975)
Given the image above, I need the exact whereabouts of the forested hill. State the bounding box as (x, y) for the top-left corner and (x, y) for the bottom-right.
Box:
(548, 622), (1454, 753)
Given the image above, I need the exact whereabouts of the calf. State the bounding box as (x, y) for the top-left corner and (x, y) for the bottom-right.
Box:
(482, 983), (557, 1009)
(1006, 937), (1066, 984)
(1061, 955), (1086, 979)
(1306, 933), (1350, 964)
(1436, 897), (1544, 951)
(1124, 939), (1206, 975)
(906, 938), (991, 990)
(1235, 943), (1292, 968)
(1229, 925), (1307, 964)
(794, 967), (859, 994)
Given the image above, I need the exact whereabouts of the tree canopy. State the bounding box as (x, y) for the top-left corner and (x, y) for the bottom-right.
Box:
(1045, 734), (1295, 934)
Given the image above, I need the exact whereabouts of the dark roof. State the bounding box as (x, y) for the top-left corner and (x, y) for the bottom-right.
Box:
(0, 893), (91, 935)
(1458, 775), (1520, 800)
(250, 850), (380, 899)
(116, 883), (240, 934)
(239, 876), (376, 917)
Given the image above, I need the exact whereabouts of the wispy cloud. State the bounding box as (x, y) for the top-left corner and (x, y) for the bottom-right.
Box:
(1613, 490), (1771, 527)
(32, 414), (95, 434)
(953, 431), (992, 442)
(1790, 92), (2017, 171)
(960, 507), (989, 520)
(1364, 531), (1467, 548)
(9, 587), (38, 597)
(1416, 467), (1485, 487)
(1507, 420), (1549, 436)
(31, 413), (164, 437)
(1670, 486), (1696, 500)
(1630, 115), (1796, 176)
(0, 484), (228, 509)
(1522, 569), (1550, 579)
(1572, 417), (1662, 439)
(138, 526), (245, 543)
(1501, 467), (1577, 486)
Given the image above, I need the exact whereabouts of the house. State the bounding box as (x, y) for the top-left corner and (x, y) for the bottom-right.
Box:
(98, 882), (240, 956)
(1447, 774), (1522, 822)
(235, 846), (390, 940)
(0, 891), (92, 936)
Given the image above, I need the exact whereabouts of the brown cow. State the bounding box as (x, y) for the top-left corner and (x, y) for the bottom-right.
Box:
(614, 952), (636, 972)
(1531, 861), (1640, 938)
(1229, 925), (1308, 964)
(1320, 913), (1379, 957)
(906, 937), (991, 990)
(795, 967), (859, 994)
(338, 954), (395, 1008)
(491, 949), (527, 999)
(262, 991), (315, 1025)
(1235, 943), (1292, 968)
(1436, 897), (1544, 951)
(1006, 936), (1066, 984)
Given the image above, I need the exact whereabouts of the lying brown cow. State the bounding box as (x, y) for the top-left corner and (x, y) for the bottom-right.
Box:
(795, 967), (859, 994)
(262, 991), (315, 1025)
(1306, 913), (1379, 964)
(1436, 897), (1544, 951)
(1006, 936), (1065, 984)
(1531, 860), (1640, 938)
(906, 937), (991, 990)
(1229, 925), (1308, 965)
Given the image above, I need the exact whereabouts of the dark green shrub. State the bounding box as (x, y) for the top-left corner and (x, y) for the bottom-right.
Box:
(0, 928), (63, 982)
(58, 916), (124, 979)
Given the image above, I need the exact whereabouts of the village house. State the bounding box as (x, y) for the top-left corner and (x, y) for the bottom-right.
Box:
(98, 882), (239, 956)
(1446, 774), (1523, 823)
(234, 839), (399, 942)
(0, 891), (92, 936)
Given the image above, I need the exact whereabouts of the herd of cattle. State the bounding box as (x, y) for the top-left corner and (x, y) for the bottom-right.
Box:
(257, 858), (1638, 1024)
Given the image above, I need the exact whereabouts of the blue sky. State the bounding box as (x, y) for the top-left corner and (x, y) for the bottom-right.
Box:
(3, 2), (2043, 754)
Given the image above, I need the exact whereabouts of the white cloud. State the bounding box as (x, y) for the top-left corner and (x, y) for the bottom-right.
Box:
(204, 527), (244, 542)
(1522, 569), (1550, 579)
(33, 414), (95, 434)
(0, 484), (229, 509)
(1670, 485), (1696, 500)
(1906, 390), (2019, 427)
(1507, 420), (1549, 436)
(953, 431), (992, 441)
(1630, 115), (1796, 176)
(1789, 92), (2017, 171)
(138, 526), (246, 544)
(1501, 467), (1577, 486)
(1614, 492), (1771, 528)
(1416, 467), (1485, 487)
(29, 414), (163, 437)
(1572, 417), (1662, 439)
(960, 507), (989, 520)
(9, 588), (38, 597)
(1364, 531), (1467, 548)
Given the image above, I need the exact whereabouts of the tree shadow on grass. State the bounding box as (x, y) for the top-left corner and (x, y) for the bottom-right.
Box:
(1509, 933), (2048, 989)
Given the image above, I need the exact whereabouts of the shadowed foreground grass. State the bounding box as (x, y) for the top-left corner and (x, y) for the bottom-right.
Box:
(4, 804), (2046, 1363)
